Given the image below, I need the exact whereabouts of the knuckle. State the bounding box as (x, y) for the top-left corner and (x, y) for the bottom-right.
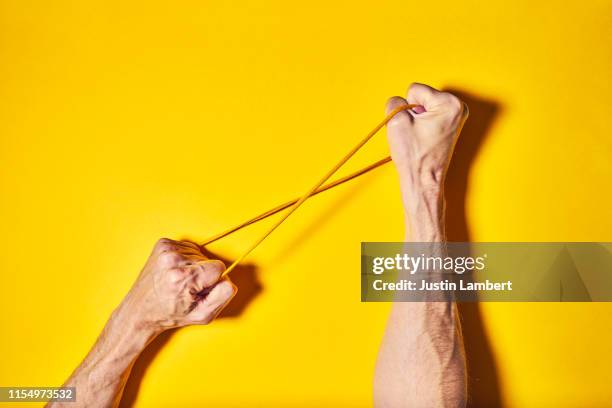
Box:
(219, 280), (236, 298)
(228, 281), (238, 296)
(180, 240), (201, 250)
(167, 267), (185, 283)
(202, 259), (225, 276)
(409, 82), (437, 98)
(155, 238), (173, 251)
(447, 93), (461, 106)
(442, 93), (464, 116)
(158, 250), (181, 266)
(409, 82), (428, 93)
(195, 260), (225, 287)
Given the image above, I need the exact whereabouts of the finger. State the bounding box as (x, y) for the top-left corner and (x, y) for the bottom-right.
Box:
(385, 96), (425, 164)
(195, 259), (226, 288)
(406, 82), (439, 110)
(385, 96), (414, 128)
(205, 278), (237, 309)
(407, 83), (465, 116)
(189, 278), (237, 323)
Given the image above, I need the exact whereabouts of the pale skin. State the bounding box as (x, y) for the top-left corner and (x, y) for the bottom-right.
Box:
(48, 239), (237, 408)
(50, 83), (467, 408)
(374, 83), (469, 407)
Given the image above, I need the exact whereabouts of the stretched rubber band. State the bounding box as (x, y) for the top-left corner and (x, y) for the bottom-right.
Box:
(209, 103), (418, 276)
(201, 156), (392, 246)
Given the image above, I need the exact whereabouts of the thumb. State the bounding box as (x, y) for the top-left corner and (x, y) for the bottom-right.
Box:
(385, 96), (424, 169)
(385, 96), (414, 128)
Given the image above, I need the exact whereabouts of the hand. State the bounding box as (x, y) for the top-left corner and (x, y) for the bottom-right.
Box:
(386, 83), (468, 188)
(118, 238), (237, 334)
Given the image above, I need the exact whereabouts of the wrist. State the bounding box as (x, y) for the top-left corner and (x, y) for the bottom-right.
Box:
(393, 152), (447, 187)
(62, 301), (159, 400)
(112, 298), (161, 347)
(397, 169), (446, 242)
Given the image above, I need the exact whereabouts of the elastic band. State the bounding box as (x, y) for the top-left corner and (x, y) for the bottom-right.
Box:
(200, 156), (392, 246)
(209, 103), (417, 276)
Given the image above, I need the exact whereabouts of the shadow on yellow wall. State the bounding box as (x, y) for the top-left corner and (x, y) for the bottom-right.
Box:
(445, 88), (503, 408)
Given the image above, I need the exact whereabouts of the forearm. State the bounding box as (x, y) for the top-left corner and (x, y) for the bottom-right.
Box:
(49, 301), (158, 408)
(374, 173), (467, 407)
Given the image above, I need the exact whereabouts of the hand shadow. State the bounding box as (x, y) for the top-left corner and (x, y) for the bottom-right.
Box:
(119, 246), (262, 408)
(443, 87), (504, 408)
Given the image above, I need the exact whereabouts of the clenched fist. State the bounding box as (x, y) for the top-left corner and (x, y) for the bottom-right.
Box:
(52, 238), (238, 408)
(386, 83), (468, 188)
(121, 238), (237, 332)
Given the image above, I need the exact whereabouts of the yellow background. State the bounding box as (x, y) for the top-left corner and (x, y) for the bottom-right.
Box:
(1, 1), (611, 407)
